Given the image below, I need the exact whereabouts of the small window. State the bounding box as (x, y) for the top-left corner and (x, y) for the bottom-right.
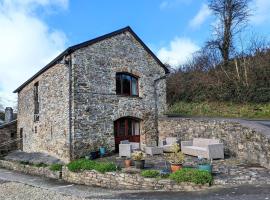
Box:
(10, 132), (16, 138)
(34, 82), (39, 122)
(116, 73), (138, 96)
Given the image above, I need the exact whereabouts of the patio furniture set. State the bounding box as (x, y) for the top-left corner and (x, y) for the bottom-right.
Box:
(119, 137), (224, 159)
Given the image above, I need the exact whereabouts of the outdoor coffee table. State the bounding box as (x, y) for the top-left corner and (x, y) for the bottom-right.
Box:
(145, 146), (163, 156)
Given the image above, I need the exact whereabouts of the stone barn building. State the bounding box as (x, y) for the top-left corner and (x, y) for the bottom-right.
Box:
(0, 107), (18, 155)
(14, 26), (169, 163)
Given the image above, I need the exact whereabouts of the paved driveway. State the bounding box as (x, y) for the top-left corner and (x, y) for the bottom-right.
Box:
(0, 168), (270, 200)
(252, 120), (270, 128)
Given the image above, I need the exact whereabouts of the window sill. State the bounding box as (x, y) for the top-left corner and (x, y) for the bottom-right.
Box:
(116, 95), (142, 99)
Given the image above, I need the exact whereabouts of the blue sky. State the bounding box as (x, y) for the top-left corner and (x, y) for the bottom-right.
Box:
(0, 0), (269, 107)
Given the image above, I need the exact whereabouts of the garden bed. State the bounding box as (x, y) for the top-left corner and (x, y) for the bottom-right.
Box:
(62, 166), (210, 191)
(0, 159), (61, 179)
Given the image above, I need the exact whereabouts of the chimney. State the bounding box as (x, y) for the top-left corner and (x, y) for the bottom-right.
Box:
(5, 107), (13, 123)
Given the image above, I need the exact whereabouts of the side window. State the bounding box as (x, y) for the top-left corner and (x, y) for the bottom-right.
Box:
(116, 73), (138, 96)
(34, 82), (39, 122)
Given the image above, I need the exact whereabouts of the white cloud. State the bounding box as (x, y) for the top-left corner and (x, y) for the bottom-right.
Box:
(189, 3), (211, 29)
(157, 37), (200, 67)
(159, 0), (191, 10)
(250, 0), (270, 24)
(0, 0), (68, 108)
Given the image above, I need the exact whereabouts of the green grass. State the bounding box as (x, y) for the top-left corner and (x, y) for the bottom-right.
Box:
(167, 101), (270, 119)
(33, 163), (48, 168)
(49, 164), (63, 171)
(141, 170), (160, 178)
(67, 159), (117, 173)
(19, 161), (48, 168)
(169, 168), (213, 185)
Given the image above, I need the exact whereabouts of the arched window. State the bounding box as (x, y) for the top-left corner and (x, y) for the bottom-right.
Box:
(116, 73), (138, 96)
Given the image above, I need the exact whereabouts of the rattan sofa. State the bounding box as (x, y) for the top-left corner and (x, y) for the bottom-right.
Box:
(181, 138), (224, 159)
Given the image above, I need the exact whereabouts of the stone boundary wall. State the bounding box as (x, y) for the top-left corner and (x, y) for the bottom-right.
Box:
(0, 160), (209, 191)
(61, 167), (209, 191)
(0, 160), (60, 179)
(158, 117), (270, 169)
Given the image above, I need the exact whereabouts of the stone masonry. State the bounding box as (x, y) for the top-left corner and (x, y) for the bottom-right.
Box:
(17, 62), (71, 162)
(71, 31), (166, 158)
(0, 121), (17, 154)
(15, 27), (167, 162)
(158, 117), (270, 169)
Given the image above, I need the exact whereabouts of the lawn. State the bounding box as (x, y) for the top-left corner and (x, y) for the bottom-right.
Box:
(167, 101), (270, 119)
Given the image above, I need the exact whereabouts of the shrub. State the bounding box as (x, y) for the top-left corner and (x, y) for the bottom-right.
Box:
(33, 163), (48, 168)
(132, 151), (145, 161)
(67, 159), (117, 173)
(50, 164), (63, 171)
(141, 170), (160, 178)
(169, 168), (213, 185)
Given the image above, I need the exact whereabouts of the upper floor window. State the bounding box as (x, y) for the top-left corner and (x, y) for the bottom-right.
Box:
(34, 82), (39, 122)
(116, 73), (138, 96)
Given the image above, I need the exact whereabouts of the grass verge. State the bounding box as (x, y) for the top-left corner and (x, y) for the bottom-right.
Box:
(167, 101), (270, 119)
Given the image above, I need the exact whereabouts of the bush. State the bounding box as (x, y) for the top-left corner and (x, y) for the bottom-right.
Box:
(169, 168), (213, 185)
(141, 170), (160, 178)
(33, 163), (48, 168)
(67, 159), (117, 173)
(50, 164), (63, 171)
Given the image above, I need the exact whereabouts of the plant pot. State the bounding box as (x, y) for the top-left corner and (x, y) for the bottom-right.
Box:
(124, 159), (132, 168)
(198, 164), (212, 173)
(170, 164), (182, 172)
(99, 147), (106, 157)
(134, 160), (145, 169)
(90, 151), (97, 160)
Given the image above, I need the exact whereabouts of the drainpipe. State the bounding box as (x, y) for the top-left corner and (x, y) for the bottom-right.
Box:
(154, 74), (168, 146)
(63, 55), (73, 162)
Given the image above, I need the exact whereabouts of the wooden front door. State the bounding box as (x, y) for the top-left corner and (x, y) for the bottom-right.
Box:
(114, 117), (140, 152)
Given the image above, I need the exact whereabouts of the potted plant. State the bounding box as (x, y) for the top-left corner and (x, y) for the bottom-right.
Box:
(124, 157), (132, 168)
(197, 157), (212, 173)
(166, 144), (185, 172)
(132, 151), (145, 169)
(99, 139), (106, 157)
(90, 143), (98, 159)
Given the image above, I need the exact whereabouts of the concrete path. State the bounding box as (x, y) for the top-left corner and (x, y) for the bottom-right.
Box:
(0, 168), (270, 200)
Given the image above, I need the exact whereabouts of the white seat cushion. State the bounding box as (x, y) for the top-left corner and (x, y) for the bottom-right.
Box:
(185, 146), (207, 151)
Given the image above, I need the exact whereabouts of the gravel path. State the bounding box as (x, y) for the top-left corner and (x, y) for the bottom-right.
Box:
(0, 182), (85, 200)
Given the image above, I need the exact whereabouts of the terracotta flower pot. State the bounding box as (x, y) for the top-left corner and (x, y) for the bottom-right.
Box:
(171, 164), (182, 172)
(124, 159), (132, 168)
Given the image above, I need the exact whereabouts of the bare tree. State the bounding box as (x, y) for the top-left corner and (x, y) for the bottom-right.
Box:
(207, 0), (250, 68)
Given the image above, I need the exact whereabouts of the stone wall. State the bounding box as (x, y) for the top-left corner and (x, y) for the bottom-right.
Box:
(71, 30), (167, 158)
(17, 60), (71, 163)
(158, 117), (270, 169)
(0, 121), (18, 154)
(0, 160), (209, 191)
(62, 167), (208, 191)
(0, 160), (60, 179)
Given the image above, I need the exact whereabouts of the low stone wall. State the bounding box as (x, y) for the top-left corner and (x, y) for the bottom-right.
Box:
(0, 159), (209, 191)
(158, 117), (270, 169)
(62, 167), (209, 191)
(0, 160), (60, 179)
